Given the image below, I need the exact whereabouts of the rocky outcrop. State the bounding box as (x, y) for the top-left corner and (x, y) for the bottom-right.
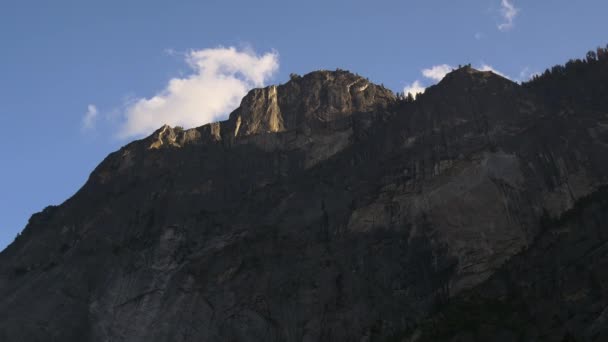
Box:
(225, 70), (395, 137)
(1, 56), (608, 341)
(143, 70), (395, 168)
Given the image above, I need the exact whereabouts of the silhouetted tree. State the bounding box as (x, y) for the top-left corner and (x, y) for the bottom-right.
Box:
(405, 92), (415, 103)
(524, 44), (608, 113)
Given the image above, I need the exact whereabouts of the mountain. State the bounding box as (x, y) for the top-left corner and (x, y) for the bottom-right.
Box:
(2, 47), (608, 341)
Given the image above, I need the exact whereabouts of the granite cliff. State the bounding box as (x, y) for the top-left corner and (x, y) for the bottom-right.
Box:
(2, 50), (608, 341)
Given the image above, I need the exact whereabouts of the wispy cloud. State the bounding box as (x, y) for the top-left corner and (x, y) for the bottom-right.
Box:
(82, 104), (98, 130)
(119, 46), (279, 138)
(478, 64), (508, 78)
(474, 63), (537, 83)
(516, 67), (541, 83)
(498, 0), (519, 31)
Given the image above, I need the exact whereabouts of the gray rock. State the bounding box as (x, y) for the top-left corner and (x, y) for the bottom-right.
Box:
(1, 58), (608, 341)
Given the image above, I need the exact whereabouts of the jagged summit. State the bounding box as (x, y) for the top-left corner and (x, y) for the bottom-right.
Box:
(224, 69), (395, 138)
(144, 69), (396, 149)
(150, 67), (523, 148)
(146, 67), (518, 149)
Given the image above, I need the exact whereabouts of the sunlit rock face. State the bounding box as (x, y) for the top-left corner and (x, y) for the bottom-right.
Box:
(226, 70), (395, 137)
(2, 59), (608, 342)
(143, 70), (396, 169)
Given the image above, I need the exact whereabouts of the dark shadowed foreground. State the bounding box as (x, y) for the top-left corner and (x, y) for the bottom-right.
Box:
(2, 48), (608, 341)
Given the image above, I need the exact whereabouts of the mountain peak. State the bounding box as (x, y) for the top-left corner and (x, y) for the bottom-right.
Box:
(135, 69), (396, 152)
(225, 69), (396, 137)
(441, 65), (512, 84)
(419, 65), (518, 104)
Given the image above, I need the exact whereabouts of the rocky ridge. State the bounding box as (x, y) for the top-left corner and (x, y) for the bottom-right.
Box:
(1, 55), (608, 341)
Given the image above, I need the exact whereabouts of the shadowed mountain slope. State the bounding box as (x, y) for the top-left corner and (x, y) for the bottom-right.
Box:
(2, 49), (608, 341)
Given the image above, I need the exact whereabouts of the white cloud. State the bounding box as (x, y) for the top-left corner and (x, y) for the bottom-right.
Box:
(82, 104), (98, 130)
(403, 80), (426, 98)
(422, 64), (454, 82)
(119, 46), (279, 138)
(164, 48), (177, 56)
(479, 64), (508, 78)
(516, 67), (541, 83)
(474, 32), (484, 40)
(402, 64), (453, 99)
(498, 0), (519, 31)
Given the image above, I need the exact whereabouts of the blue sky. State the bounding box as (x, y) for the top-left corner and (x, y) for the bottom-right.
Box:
(1, 0), (608, 251)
